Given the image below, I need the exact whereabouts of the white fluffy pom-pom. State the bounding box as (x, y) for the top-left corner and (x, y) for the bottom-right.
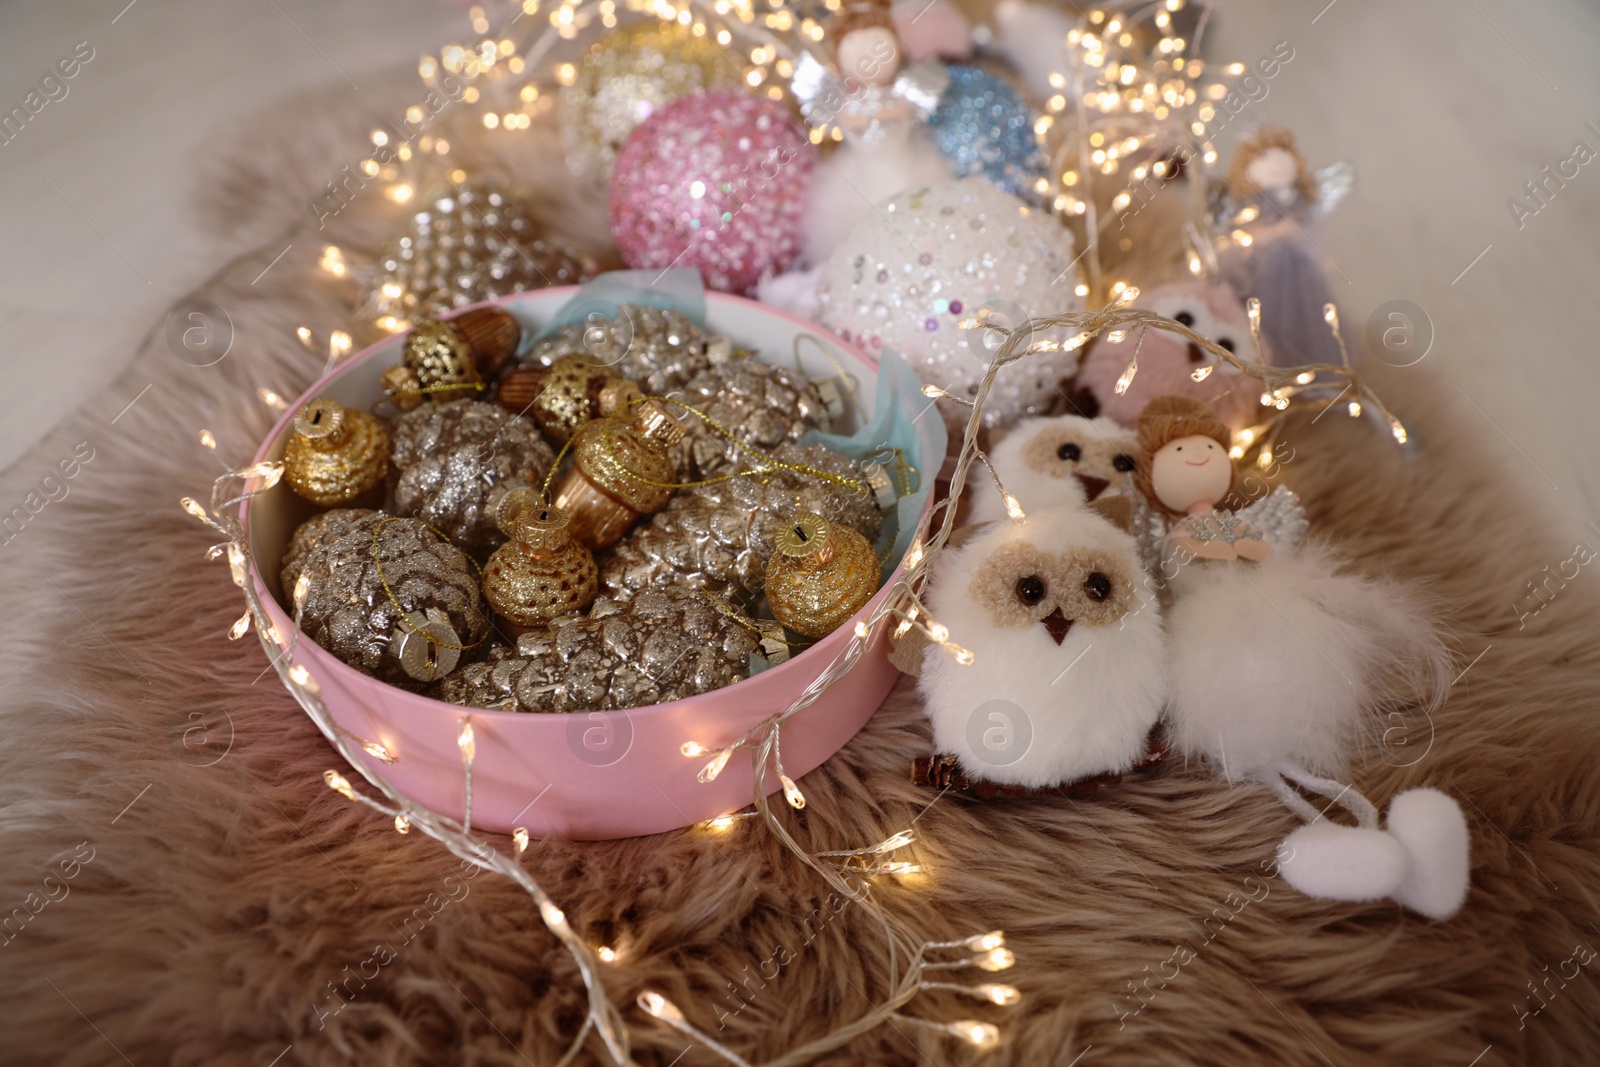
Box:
(1386, 788), (1471, 919)
(1164, 542), (1451, 781)
(1277, 821), (1408, 903)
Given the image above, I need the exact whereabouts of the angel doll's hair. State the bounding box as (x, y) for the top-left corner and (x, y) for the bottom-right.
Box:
(1227, 127), (1318, 205)
(1135, 395), (1237, 514)
(831, 0), (895, 56)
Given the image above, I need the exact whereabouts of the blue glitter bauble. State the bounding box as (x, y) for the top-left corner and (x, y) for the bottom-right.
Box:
(927, 66), (1047, 200)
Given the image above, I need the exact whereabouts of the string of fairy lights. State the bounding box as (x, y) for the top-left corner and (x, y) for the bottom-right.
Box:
(177, 1), (1420, 1062)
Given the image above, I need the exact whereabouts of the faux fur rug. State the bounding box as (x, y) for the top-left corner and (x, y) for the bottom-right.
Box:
(3, 73), (1599, 1067)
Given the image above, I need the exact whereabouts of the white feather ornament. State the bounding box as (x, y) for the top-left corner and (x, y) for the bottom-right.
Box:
(917, 504), (1166, 788)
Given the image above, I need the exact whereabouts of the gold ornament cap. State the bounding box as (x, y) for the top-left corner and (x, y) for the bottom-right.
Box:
(598, 377), (642, 416)
(764, 512), (881, 640)
(380, 365), (425, 411)
(391, 608), (463, 681)
(283, 397), (390, 507)
(482, 504), (598, 628)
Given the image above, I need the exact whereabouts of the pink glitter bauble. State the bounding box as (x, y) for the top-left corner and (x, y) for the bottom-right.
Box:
(609, 88), (815, 294)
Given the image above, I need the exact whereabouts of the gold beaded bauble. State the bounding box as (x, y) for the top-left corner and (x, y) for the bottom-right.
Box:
(282, 397), (390, 507)
(496, 355), (642, 444)
(482, 504), (599, 630)
(554, 400), (685, 551)
(764, 512), (881, 640)
(559, 22), (738, 179)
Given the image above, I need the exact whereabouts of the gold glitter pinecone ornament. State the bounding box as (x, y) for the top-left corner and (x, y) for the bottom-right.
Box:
(482, 503), (598, 630)
(382, 307), (523, 411)
(280, 511), (488, 687)
(282, 397), (390, 507)
(668, 359), (844, 481)
(495, 356), (642, 445)
(559, 22), (738, 180)
(433, 587), (759, 713)
(389, 399), (556, 557)
(598, 443), (884, 604)
(553, 399), (685, 551)
(362, 181), (592, 328)
(765, 512), (881, 639)
(522, 304), (719, 396)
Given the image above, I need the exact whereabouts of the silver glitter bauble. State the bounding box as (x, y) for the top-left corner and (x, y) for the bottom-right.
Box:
(281, 512), (488, 689)
(599, 443), (884, 604)
(559, 22), (738, 180)
(669, 358), (837, 480)
(389, 399), (555, 557)
(522, 304), (717, 396)
(362, 182), (592, 326)
(433, 586), (758, 712)
(815, 178), (1082, 431)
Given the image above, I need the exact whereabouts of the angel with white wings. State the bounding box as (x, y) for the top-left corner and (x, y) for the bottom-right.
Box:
(789, 0), (952, 262)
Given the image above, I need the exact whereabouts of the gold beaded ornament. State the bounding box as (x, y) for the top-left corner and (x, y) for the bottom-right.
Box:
(382, 307), (521, 411)
(481, 495), (599, 631)
(282, 397), (390, 507)
(554, 399), (685, 551)
(495, 355), (643, 445)
(764, 512), (881, 640)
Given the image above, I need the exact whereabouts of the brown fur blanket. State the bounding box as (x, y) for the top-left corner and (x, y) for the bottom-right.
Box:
(1, 75), (1598, 1067)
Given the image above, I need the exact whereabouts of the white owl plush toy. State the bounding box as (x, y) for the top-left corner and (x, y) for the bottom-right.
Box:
(966, 414), (1140, 526)
(1135, 396), (1470, 920)
(917, 503), (1166, 788)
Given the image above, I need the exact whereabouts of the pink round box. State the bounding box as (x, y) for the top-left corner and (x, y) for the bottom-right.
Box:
(243, 289), (933, 840)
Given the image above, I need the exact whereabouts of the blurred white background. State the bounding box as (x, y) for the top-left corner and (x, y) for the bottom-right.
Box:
(1, 0), (1596, 533)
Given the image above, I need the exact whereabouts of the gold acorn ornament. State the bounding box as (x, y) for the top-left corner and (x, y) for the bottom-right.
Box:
(381, 307), (521, 411)
(495, 355), (643, 445)
(553, 399), (685, 551)
(281, 397), (390, 507)
(764, 512), (881, 640)
(482, 497), (598, 632)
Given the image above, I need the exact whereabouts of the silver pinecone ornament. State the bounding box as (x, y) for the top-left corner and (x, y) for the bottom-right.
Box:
(389, 399), (555, 557)
(280, 512), (488, 688)
(433, 586), (759, 712)
(668, 358), (840, 480)
(522, 304), (717, 395)
(599, 443), (884, 604)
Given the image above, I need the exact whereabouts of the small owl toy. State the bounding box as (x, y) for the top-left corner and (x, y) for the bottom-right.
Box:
(1075, 281), (1264, 431)
(918, 504), (1166, 788)
(966, 414), (1139, 525)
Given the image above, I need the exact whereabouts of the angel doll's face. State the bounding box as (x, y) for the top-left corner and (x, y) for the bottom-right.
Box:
(838, 25), (900, 86)
(1150, 434), (1232, 514)
(1245, 146), (1299, 193)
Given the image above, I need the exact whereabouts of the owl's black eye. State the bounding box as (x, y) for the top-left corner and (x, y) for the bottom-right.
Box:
(1056, 442), (1081, 462)
(1174, 310), (1195, 327)
(1113, 453), (1136, 472)
(1015, 576), (1047, 605)
(1084, 572), (1112, 602)
(1218, 338), (1236, 353)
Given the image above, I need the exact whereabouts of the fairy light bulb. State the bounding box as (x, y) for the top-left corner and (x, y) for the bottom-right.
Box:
(977, 983), (1021, 1006)
(229, 611), (253, 640)
(1390, 419), (1408, 445)
(928, 622), (950, 644)
(360, 739), (395, 764)
(1114, 356), (1139, 395)
(948, 1020), (1000, 1049)
(323, 770), (356, 800)
(289, 664), (318, 693)
(394, 814), (411, 834)
(780, 773), (806, 810)
(638, 991), (683, 1022)
(1003, 494), (1026, 523)
(539, 899), (569, 934)
(904, 541), (924, 570)
(976, 947), (1016, 971)
(945, 643), (976, 666)
(296, 325), (314, 348)
(199, 429), (216, 451)
(180, 496), (208, 521)
(257, 387), (287, 411)
(293, 573), (311, 608)
(706, 815), (736, 832)
(882, 861), (923, 876)
(1190, 364), (1213, 382)
(854, 620), (870, 640)
(1295, 372), (1316, 385)
(596, 945), (619, 963)
(513, 827), (530, 853)
(680, 741), (708, 758)
(965, 931), (1005, 953)
(457, 718), (476, 764)
(699, 748), (733, 783)
(226, 544), (247, 587)
(1348, 401), (1363, 418)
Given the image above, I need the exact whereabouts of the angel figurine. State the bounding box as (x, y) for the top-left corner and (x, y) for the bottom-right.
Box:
(790, 0), (950, 262)
(1135, 397), (1271, 563)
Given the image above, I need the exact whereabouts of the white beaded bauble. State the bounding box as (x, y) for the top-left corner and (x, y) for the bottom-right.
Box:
(815, 178), (1082, 430)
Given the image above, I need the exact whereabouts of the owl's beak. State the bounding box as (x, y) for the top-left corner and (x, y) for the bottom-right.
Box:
(1041, 608), (1073, 645)
(1074, 473), (1110, 501)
